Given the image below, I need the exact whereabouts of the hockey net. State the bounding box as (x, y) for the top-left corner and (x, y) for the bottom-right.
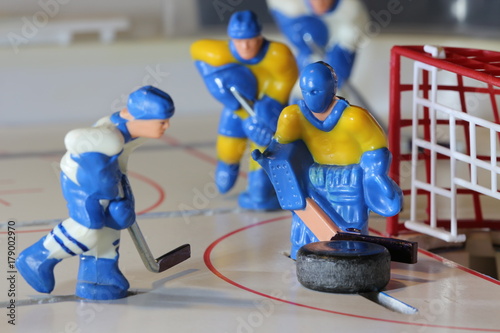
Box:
(387, 45), (500, 242)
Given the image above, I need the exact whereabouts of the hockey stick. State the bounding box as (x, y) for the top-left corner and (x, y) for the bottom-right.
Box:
(229, 86), (256, 117)
(295, 198), (417, 264)
(128, 222), (191, 273)
(253, 144), (417, 264)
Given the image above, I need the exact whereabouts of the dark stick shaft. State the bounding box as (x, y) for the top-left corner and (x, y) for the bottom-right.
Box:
(331, 232), (418, 264)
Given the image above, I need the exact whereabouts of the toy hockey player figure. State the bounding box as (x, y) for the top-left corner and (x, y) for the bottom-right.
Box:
(266, 0), (369, 89)
(253, 62), (402, 259)
(16, 86), (175, 300)
(191, 10), (298, 210)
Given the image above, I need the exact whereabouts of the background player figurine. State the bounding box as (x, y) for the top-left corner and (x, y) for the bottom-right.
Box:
(266, 0), (369, 89)
(16, 86), (176, 300)
(253, 62), (403, 259)
(191, 10), (298, 210)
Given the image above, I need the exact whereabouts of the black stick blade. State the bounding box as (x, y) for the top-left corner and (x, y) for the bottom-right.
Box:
(156, 244), (191, 272)
(331, 233), (418, 264)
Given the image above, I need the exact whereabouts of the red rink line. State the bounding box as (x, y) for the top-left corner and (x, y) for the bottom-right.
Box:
(0, 188), (44, 206)
(0, 172), (165, 235)
(161, 135), (219, 167)
(417, 248), (500, 286)
(204, 216), (500, 332)
(168, 132), (500, 287)
(0, 189), (43, 195)
(367, 227), (500, 286)
(169, 132), (500, 289)
(128, 170), (166, 215)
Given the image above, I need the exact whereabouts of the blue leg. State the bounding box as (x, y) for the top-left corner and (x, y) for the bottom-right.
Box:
(215, 107), (246, 194)
(289, 212), (318, 260)
(16, 236), (62, 294)
(75, 253), (130, 300)
(238, 169), (281, 210)
(215, 161), (240, 194)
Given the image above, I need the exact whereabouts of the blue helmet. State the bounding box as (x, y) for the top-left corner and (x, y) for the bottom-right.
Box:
(227, 10), (262, 39)
(299, 61), (338, 113)
(127, 86), (175, 120)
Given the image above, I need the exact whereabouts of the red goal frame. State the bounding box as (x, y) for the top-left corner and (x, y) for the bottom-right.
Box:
(386, 45), (500, 239)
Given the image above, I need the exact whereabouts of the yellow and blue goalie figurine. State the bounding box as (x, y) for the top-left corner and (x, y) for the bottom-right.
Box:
(253, 62), (403, 259)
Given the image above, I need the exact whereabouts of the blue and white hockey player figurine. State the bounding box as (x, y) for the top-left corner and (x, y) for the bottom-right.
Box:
(266, 0), (369, 89)
(16, 86), (175, 300)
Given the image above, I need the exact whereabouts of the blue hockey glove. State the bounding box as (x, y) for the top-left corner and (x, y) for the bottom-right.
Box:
(194, 61), (257, 110)
(108, 176), (136, 230)
(360, 148), (403, 216)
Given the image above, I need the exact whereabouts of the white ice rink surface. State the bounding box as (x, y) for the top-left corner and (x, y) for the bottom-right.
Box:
(1, 116), (499, 333)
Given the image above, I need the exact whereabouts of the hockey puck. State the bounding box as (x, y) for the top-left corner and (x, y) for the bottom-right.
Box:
(296, 240), (391, 293)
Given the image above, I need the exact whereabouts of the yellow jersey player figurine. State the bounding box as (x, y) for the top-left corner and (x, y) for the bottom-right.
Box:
(191, 10), (298, 210)
(253, 62), (403, 259)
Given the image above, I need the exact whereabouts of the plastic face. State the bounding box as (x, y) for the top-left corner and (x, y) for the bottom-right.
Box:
(309, 0), (337, 15)
(232, 36), (264, 60)
(301, 86), (333, 113)
(126, 119), (170, 139)
(300, 75), (335, 113)
(300, 62), (337, 113)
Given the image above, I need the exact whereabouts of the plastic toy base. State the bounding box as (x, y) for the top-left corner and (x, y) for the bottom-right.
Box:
(296, 240), (390, 293)
(75, 282), (129, 300)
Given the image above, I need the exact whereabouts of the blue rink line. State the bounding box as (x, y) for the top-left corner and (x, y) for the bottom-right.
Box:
(0, 207), (241, 230)
(0, 140), (216, 160)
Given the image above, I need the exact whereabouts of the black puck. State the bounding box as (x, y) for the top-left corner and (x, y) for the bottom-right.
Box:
(296, 240), (391, 293)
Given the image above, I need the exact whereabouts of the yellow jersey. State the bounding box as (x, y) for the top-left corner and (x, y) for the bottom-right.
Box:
(190, 39), (298, 105)
(274, 103), (387, 165)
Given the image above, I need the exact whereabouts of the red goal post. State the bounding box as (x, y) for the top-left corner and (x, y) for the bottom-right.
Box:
(387, 45), (500, 241)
